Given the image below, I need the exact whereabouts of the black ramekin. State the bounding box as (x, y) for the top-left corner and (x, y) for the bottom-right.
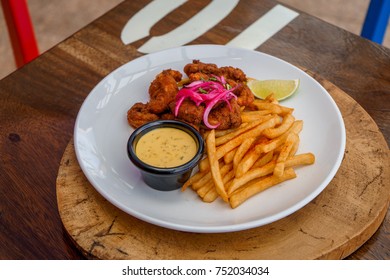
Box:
(127, 120), (204, 191)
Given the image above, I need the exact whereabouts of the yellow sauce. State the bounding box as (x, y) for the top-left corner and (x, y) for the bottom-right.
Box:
(135, 127), (197, 168)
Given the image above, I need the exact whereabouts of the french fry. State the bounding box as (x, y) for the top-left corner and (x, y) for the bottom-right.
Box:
(202, 187), (219, 203)
(217, 116), (280, 157)
(233, 137), (256, 172)
(241, 109), (273, 114)
(235, 152), (260, 178)
(252, 100), (294, 115)
(251, 150), (274, 169)
(256, 120), (303, 154)
(224, 147), (237, 164)
(251, 93), (278, 104)
(274, 133), (299, 177)
(289, 135), (300, 157)
(202, 168), (235, 203)
(241, 110), (273, 116)
(263, 113), (295, 139)
(228, 153), (315, 194)
(193, 162), (232, 191)
(228, 160), (276, 195)
(182, 171), (207, 191)
(192, 172), (212, 190)
(241, 114), (273, 123)
(223, 168), (235, 185)
(198, 157), (208, 172)
(285, 152), (315, 166)
(222, 169), (235, 191)
(196, 180), (214, 198)
(220, 163), (234, 177)
(235, 136), (269, 178)
(199, 115), (280, 172)
(215, 116), (272, 146)
(264, 93), (278, 104)
(202, 130), (211, 141)
(206, 130), (229, 202)
(215, 122), (249, 138)
(229, 168), (297, 208)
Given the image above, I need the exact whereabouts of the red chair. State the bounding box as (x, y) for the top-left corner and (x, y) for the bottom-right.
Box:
(1, 0), (39, 67)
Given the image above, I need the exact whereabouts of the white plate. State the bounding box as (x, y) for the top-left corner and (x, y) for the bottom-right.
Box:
(74, 45), (346, 233)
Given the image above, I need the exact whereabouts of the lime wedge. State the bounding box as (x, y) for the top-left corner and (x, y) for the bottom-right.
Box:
(247, 79), (300, 101)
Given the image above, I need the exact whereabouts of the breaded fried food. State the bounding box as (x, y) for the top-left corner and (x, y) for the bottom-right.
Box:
(184, 60), (220, 76)
(183, 60), (254, 107)
(170, 99), (205, 127)
(207, 98), (242, 130)
(216, 79), (253, 107)
(169, 92), (242, 130)
(147, 69), (182, 114)
(188, 72), (210, 82)
(219, 66), (247, 82)
(127, 102), (159, 128)
(184, 60), (248, 83)
(233, 83), (255, 107)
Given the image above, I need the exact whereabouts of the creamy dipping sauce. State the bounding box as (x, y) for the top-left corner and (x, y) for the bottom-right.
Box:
(135, 127), (198, 168)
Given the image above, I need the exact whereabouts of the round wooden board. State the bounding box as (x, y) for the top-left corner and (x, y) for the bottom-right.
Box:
(56, 73), (389, 259)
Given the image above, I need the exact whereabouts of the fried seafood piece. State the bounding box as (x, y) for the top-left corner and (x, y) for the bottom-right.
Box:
(184, 60), (248, 82)
(219, 66), (247, 82)
(221, 79), (255, 107)
(147, 69), (182, 114)
(232, 82), (255, 107)
(127, 102), (159, 128)
(169, 99), (205, 126)
(207, 98), (242, 130)
(161, 109), (201, 131)
(184, 60), (220, 76)
(159, 111), (176, 120)
(188, 72), (210, 82)
(155, 106), (202, 131)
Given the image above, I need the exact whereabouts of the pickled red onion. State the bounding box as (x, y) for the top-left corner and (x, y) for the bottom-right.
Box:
(174, 76), (237, 129)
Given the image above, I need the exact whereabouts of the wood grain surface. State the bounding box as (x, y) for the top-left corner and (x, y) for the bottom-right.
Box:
(56, 75), (389, 259)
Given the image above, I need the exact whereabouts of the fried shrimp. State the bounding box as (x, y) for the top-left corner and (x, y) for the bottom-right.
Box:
(148, 69), (182, 114)
(170, 99), (205, 126)
(207, 98), (242, 130)
(127, 102), (159, 128)
(184, 60), (248, 83)
(183, 60), (220, 76)
(219, 66), (247, 82)
(234, 83), (255, 107)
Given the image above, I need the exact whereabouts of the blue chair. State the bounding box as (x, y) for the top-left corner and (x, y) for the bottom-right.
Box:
(361, 0), (390, 44)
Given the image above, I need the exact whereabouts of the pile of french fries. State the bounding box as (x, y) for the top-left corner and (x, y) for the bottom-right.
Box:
(182, 94), (315, 208)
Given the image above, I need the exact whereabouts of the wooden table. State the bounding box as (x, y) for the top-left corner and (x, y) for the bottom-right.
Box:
(0, 0), (388, 259)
